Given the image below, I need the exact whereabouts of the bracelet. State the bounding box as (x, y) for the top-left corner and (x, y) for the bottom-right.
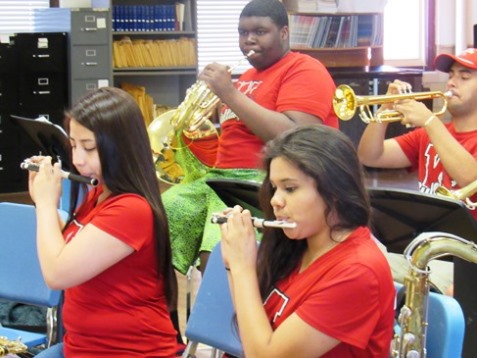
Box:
(424, 115), (437, 127)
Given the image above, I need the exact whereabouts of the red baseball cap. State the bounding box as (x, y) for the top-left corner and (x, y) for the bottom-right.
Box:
(434, 48), (477, 72)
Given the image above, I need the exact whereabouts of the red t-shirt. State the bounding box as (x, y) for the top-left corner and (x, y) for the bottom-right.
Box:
(62, 187), (177, 357)
(216, 51), (338, 169)
(264, 227), (395, 357)
(395, 122), (477, 220)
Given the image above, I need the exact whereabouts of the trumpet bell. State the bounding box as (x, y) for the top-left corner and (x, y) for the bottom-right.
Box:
(333, 84), (358, 121)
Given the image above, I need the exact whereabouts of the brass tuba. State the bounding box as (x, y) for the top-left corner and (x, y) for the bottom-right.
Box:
(0, 336), (27, 356)
(333, 84), (452, 123)
(391, 232), (477, 357)
(436, 178), (477, 209)
(147, 51), (254, 185)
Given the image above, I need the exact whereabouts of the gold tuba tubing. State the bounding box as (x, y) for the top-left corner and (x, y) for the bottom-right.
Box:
(436, 178), (477, 209)
(0, 336), (27, 356)
(333, 84), (452, 123)
(147, 51), (255, 185)
(391, 232), (477, 357)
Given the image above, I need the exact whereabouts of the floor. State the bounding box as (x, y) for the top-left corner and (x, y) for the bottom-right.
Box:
(0, 168), (417, 357)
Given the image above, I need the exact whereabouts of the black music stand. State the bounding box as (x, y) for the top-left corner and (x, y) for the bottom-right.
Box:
(206, 178), (262, 217)
(10, 115), (71, 170)
(368, 187), (477, 254)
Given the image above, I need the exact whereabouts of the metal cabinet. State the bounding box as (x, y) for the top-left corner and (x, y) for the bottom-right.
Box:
(34, 7), (113, 106)
(0, 33), (67, 193)
(14, 32), (68, 124)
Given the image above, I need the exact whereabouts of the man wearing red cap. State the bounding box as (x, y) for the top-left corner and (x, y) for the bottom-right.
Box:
(358, 48), (477, 220)
(357, 49), (477, 357)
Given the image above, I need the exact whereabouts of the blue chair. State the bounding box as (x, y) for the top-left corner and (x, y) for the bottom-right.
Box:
(182, 242), (243, 358)
(0, 202), (68, 349)
(394, 281), (465, 357)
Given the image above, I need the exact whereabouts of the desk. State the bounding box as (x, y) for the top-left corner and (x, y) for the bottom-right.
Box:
(329, 65), (425, 147)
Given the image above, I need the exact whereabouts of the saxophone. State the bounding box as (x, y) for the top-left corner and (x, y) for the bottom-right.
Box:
(0, 336), (27, 356)
(391, 232), (477, 357)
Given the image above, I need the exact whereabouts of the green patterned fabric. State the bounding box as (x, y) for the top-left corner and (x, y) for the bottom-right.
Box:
(162, 168), (264, 274)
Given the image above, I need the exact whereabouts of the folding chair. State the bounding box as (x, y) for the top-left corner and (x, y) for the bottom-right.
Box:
(0, 202), (68, 350)
(394, 282), (465, 357)
(182, 242), (243, 358)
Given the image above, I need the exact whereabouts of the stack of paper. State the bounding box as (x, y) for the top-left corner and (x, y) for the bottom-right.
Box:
(120, 82), (155, 126)
(113, 36), (197, 68)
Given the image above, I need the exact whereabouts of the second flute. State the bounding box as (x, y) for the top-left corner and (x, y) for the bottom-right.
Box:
(21, 161), (99, 187)
(211, 214), (297, 229)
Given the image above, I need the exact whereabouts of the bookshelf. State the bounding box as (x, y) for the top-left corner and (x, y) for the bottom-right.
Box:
(110, 0), (197, 113)
(285, 7), (384, 67)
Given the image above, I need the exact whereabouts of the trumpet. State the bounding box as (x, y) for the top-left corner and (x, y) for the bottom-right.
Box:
(20, 160), (99, 187)
(436, 179), (477, 209)
(333, 84), (452, 123)
(210, 213), (297, 229)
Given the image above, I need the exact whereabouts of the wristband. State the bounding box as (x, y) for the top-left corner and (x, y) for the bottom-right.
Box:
(424, 115), (437, 127)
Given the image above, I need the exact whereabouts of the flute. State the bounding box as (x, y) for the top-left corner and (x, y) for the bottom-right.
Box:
(210, 213), (297, 229)
(20, 161), (99, 187)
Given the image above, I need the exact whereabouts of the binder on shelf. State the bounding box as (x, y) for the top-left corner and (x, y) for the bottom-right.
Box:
(176, 2), (185, 31)
(182, 0), (193, 32)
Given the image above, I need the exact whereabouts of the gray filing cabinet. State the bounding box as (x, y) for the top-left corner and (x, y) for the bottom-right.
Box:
(34, 7), (113, 107)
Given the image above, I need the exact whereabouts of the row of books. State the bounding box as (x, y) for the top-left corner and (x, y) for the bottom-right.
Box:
(112, 2), (193, 32)
(113, 37), (197, 68)
(289, 14), (383, 49)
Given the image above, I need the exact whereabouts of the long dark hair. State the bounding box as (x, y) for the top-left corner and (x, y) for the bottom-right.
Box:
(63, 87), (177, 307)
(256, 125), (370, 298)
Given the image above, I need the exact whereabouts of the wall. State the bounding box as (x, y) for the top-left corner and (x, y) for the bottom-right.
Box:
(436, 0), (476, 54)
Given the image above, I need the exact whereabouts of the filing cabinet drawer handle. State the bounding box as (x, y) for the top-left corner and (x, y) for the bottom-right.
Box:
(83, 27), (98, 32)
(84, 62), (98, 66)
(33, 54), (50, 58)
(33, 91), (51, 95)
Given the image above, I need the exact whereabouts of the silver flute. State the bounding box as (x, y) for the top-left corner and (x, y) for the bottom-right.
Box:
(20, 160), (99, 187)
(210, 213), (297, 229)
